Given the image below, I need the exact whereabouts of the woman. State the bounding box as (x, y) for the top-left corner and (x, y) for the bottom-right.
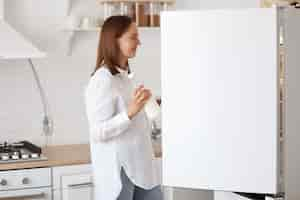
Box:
(84, 15), (162, 200)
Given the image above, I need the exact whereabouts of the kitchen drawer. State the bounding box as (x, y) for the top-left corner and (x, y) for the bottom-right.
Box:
(61, 173), (93, 190)
(0, 167), (51, 191)
(52, 164), (93, 200)
(52, 164), (92, 190)
(61, 173), (94, 200)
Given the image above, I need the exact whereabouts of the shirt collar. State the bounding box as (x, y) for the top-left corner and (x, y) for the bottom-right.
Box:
(117, 67), (129, 76)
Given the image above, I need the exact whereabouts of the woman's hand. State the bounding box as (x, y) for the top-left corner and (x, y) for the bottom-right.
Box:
(127, 85), (152, 120)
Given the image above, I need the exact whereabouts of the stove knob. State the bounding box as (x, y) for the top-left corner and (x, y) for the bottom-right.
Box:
(11, 154), (19, 160)
(31, 153), (38, 158)
(0, 179), (7, 186)
(21, 154), (29, 159)
(1, 155), (9, 160)
(22, 177), (30, 185)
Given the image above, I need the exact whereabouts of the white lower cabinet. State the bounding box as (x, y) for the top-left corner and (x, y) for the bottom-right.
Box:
(61, 172), (93, 200)
(52, 164), (93, 200)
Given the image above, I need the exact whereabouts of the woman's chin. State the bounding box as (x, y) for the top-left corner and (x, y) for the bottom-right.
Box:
(128, 52), (136, 58)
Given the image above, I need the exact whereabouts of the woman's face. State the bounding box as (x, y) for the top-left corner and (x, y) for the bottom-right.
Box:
(118, 23), (140, 59)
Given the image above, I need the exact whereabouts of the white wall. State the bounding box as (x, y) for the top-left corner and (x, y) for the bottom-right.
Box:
(0, 0), (259, 146)
(0, 0), (161, 146)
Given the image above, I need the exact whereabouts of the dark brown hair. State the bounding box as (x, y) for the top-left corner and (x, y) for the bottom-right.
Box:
(92, 15), (133, 76)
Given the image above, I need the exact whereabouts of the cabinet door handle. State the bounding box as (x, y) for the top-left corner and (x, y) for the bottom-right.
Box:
(0, 192), (45, 199)
(68, 182), (93, 189)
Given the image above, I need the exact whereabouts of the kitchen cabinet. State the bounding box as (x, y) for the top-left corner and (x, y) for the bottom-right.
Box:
(52, 164), (93, 200)
(161, 7), (300, 200)
(61, 173), (94, 200)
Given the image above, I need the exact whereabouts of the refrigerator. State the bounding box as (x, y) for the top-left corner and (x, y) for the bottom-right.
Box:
(161, 7), (300, 200)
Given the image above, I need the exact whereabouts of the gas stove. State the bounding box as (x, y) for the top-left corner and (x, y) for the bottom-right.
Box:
(0, 141), (47, 164)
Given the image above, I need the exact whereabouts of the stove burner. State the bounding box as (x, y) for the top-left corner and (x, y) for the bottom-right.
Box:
(0, 144), (20, 154)
(0, 141), (47, 163)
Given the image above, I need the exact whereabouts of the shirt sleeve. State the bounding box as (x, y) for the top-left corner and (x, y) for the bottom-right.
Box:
(85, 73), (131, 143)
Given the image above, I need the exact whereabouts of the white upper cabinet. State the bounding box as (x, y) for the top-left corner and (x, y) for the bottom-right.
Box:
(161, 8), (287, 195)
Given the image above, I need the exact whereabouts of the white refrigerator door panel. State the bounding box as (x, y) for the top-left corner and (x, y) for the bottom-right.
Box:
(161, 8), (279, 194)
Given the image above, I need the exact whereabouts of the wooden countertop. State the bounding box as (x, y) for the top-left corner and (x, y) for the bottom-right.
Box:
(0, 142), (162, 171)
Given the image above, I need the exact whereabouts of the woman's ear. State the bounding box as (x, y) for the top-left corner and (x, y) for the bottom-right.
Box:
(117, 38), (121, 48)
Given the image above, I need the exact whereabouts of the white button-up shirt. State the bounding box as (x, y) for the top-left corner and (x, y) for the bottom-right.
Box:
(84, 66), (160, 200)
